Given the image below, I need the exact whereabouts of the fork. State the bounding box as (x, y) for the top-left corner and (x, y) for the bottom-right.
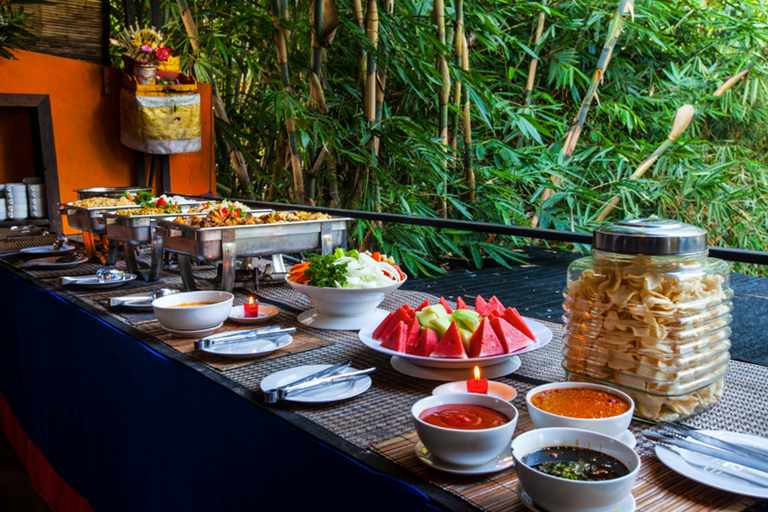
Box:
(658, 421), (768, 464)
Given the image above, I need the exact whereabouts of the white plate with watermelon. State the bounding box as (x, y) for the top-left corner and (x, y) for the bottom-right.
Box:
(358, 295), (553, 369)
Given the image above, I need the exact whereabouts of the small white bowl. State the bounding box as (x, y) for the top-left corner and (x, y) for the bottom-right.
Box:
(512, 427), (640, 512)
(411, 393), (518, 467)
(153, 291), (233, 331)
(526, 382), (634, 437)
(285, 276), (405, 317)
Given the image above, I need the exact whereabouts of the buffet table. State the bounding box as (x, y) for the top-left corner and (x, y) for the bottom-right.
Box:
(1, 237), (767, 512)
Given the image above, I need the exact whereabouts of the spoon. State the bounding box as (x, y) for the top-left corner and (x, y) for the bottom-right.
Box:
(52, 235), (68, 251)
(54, 251), (85, 264)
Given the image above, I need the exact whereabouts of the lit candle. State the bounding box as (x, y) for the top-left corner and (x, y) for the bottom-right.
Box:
(466, 366), (488, 394)
(244, 296), (259, 317)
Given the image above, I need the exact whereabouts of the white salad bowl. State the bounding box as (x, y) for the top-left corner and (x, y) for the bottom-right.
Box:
(153, 291), (234, 331)
(286, 276), (406, 317)
(512, 427), (640, 512)
(526, 382), (634, 437)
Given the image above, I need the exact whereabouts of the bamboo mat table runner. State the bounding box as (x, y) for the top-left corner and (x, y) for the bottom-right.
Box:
(4, 252), (768, 511)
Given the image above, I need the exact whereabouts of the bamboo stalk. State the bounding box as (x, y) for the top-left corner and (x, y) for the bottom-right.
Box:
(595, 104), (695, 222)
(461, 32), (474, 203)
(270, 0), (305, 204)
(524, 3), (547, 108)
(533, 0), (633, 226)
(435, 0), (450, 218)
(364, 0), (379, 124)
(450, 0), (464, 157)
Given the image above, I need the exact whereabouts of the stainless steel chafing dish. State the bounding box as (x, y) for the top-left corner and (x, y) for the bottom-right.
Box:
(75, 187), (152, 199)
(155, 214), (350, 292)
(59, 203), (143, 262)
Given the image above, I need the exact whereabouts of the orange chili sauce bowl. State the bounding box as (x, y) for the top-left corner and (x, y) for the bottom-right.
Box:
(525, 382), (634, 438)
(411, 393), (519, 467)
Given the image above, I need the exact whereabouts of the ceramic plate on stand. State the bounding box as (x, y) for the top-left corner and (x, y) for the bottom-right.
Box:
(297, 308), (388, 331)
(415, 440), (515, 475)
(165, 322), (224, 338)
(516, 483), (636, 512)
(391, 356), (521, 381)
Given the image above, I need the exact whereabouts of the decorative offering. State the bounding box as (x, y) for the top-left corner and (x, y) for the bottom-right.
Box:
(371, 295), (534, 359)
(562, 219), (733, 421)
(411, 393), (518, 467)
(466, 366), (488, 394)
(244, 297), (259, 317)
(525, 382), (634, 438)
(116, 25), (173, 85)
(512, 428), (641, 512)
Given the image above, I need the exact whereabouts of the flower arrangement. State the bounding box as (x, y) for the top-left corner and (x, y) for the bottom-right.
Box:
(117, 25), (171, 65)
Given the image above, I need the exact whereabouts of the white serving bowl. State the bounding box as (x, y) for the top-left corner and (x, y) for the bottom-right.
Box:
(512, 427), (640, 512)
(285, 276), (405, 317)
(153, 291), (233, 331)
(526, 382), (634, 437)
(411, 393), (518, 466)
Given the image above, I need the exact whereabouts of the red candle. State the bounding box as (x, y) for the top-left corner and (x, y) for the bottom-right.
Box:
(466, 366), (488, 394)
(244, 297), (259, 317)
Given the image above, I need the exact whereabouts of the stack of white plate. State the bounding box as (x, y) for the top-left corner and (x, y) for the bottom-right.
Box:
(0, 185), (6, 221)
(25, 179), (47, 219)
(5, 183), (27, 220)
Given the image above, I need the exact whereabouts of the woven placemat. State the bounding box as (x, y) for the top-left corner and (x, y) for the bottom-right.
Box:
(0, 233), (58, 255)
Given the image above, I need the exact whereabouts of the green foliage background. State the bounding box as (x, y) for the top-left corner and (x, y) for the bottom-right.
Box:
(112, 0), (768, 276)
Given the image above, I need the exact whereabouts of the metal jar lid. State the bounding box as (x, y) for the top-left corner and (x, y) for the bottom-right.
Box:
(593, 218), (708, 255)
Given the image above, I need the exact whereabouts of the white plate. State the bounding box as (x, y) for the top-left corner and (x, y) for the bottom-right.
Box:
(517, 482), (636, 512)
(616, 429), (637, 449)
(62, 273), (137, 289)
(298, 308), (389, 331)
(392, 356), (521, 381)
(201, 334), (292, 359)
(655, 430), (768, 498)
(20, 244), (76, 256)
(21, 254), (89, 269)
(113, 295), (154, 310)
(415, 440), (515, 475)
(260, 364), (372, 403)
(358, 317), (552, 368)
(432, 380), (518, 401)
(229, 304), (280, 324)
(165, 322), (224, 338)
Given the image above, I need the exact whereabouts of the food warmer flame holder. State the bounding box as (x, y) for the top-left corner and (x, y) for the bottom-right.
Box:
(155, 215), (350, 292)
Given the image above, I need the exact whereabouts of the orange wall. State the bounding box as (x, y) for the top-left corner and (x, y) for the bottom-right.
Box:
(0, 50), (215, 233)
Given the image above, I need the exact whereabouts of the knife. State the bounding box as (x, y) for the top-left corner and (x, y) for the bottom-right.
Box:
(194, 326), (296, 350)
(262, 360), (352, 403)
(264, 366), (375, 403)
(659, 421), (768, 465)
(644, 430), (768, 474)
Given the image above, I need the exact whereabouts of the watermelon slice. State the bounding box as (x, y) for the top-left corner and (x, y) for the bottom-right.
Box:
(372, 312), (394, 340)
(456, 297), (469, 310)
(475, 295), (489, 317)
(439, 297), (454, 314)
(430, 322), (468, 358)
(406, 327), (439, 356)
(379, 308), (412, 341)
(468, 318), (505, 358)
(486, 296), (505, 316)
(415, 299), (430, 312)
(381, 321), (409, 352)
(402, 303), (416, 319)
(405, 317), (422, 347)
(489, 316), (533, 353)
(502, 307), (537, 341)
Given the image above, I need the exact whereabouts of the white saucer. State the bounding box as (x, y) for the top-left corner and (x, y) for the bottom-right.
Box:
(433, 380), (517, 401)
(260, 364), (372, 403)
(21, 254), (89, 269)
(517, 483), (636, 512)
(391, 355), (521, 381)
(20, 244), (76, 256)
(414, 440), (515, 475)
(229, 304), (280, 324)
(201, 334), (292, 358)
(615, 429), (637, 449)
(297, 308), (388, 331)
(165, 322), (224, 338)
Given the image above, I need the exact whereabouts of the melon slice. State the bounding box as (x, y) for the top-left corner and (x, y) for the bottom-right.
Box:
(381, 321), (408, 352)
(372, 312), (394, 340)
(486, 296), (505, 316)
(415, 299), (430, 312)
(475, 295), (489, 317)
(489, 316), (533, 353)
(468, 318), (505, 358)
(439, 297), (454, 314)
(379, 308), (412, 341)
(406, 327), (439, 356)
(502, 307), (537, 341)
(456, 297), (469, 310)
(430, 322), (468, 358)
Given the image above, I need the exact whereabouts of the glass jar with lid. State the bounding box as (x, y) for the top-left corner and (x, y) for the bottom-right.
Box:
(561, 218), (733, 421)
